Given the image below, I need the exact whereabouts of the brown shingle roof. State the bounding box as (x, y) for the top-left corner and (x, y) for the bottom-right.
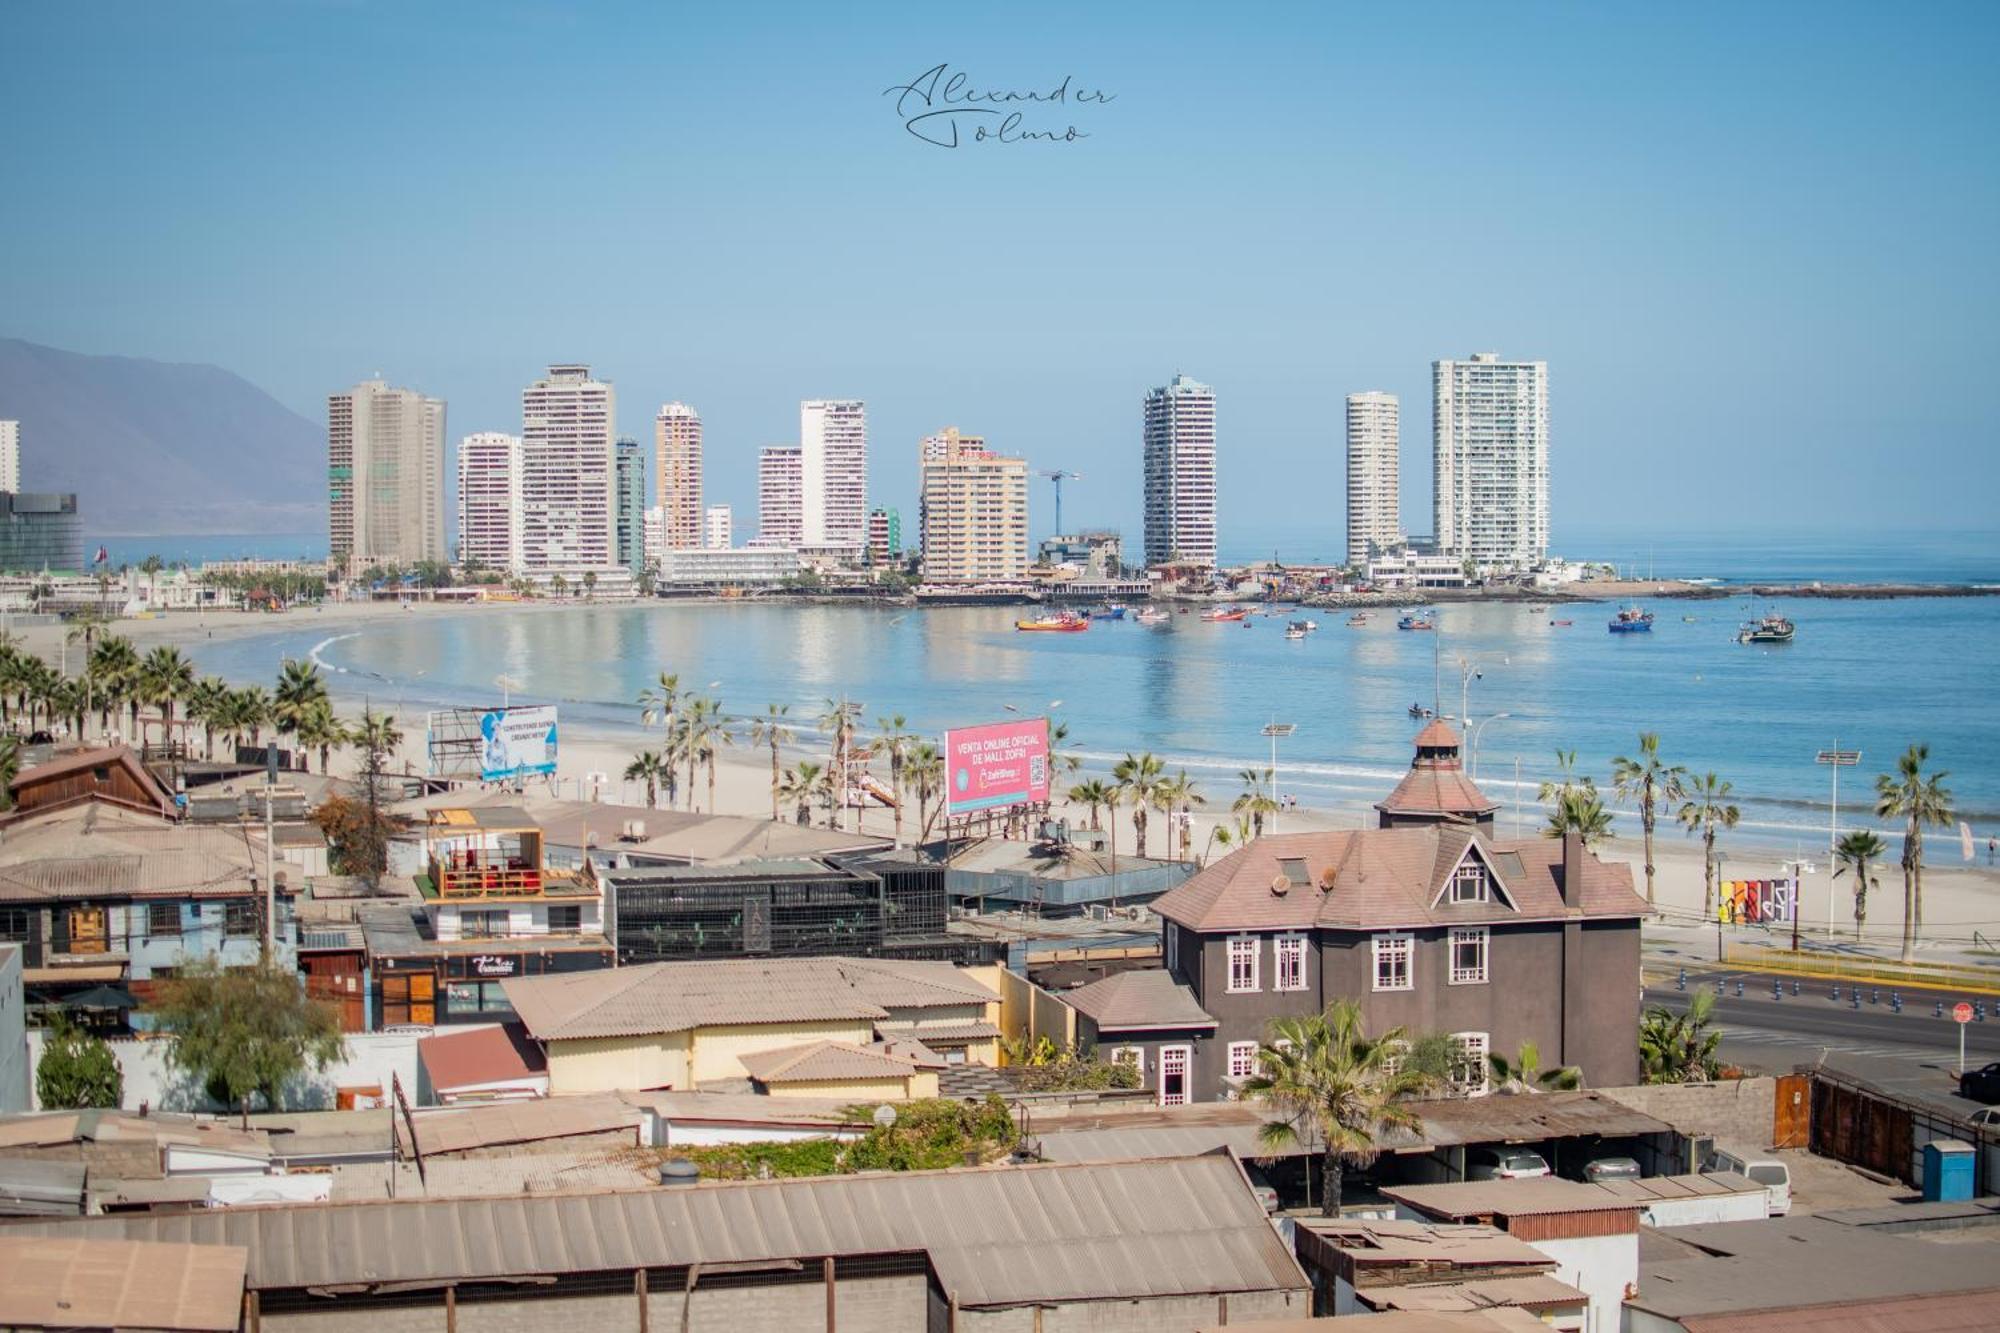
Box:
(0, 803), (267, 904)
(1413, 719), (1463, 750)
(741, 1039), (920, 1084)
(1377, 765), (1502, 818)
(1152, 828), (1645, 933)
(1064, 968), (1218, 1032)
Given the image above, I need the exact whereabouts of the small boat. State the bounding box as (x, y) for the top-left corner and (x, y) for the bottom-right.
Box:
(1345, 612), (1369, 627)
(1681, 615), (1698, 623)
(1089, 604), (1127, 621)
(1015, 613), (1089, 633)
(1287, 618), (1319, 634)
(1608, 606), (1654, 634)
(1285, 626), (1308, 641)
(1549, 619), (1573, 627)
(1397, 614), (1435, 631)
(1202, 606), (1250, 622)
(1408, 703), (1434, 719)
(1135, 608), (1169, 625)
(1738, 613), (1795, 644)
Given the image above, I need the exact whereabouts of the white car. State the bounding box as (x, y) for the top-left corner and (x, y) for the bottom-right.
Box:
(1965, 1106), (2000, 1131)
(1467, 1148), (1552, 1180)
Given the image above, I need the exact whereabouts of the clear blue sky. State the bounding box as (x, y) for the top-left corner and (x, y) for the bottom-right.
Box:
(3, 1), (1995, 553)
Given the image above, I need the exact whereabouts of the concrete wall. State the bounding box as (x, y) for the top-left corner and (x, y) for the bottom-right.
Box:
(1598, 1076), (1776, 1153)
(547, 1032), (690, 1095)
(0, 944), (27, 1112)
(1529, 1233), (1634, 1333)
(990, 965), (1076, 1057)
(688, 1020), (875, 1085)
(26, 1026), (421, 1113)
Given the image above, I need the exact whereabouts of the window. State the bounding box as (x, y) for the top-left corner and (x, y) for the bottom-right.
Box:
(1159, 1045), (1191, 1107)
(1276, 936), (1306, 991)
(1453, 1032), (1490, 1096)
(64, 907), (109, 955)
(224, 900), (258, 937)
(1380, 1038), (1409, 1077)
(1449, 926), (1489, 984)
(459, 910), (507, 939)
(1226, 937), (1259, 993)
(0, 907), (34, 942)
(547, 905), (582, 932)
(1276, 858), (1310, 887)
(1227, 1041), (1259, 1080)
(444, 981), (516, 1016)
(1372, 933), (1412, 991)
(1111, 1046), (1144, 1076)
(148, 902), (181, 938)
(1451, 862), (1488, 903)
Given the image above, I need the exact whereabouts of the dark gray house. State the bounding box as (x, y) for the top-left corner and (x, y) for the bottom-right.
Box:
(1092, 722), (1647, 1104)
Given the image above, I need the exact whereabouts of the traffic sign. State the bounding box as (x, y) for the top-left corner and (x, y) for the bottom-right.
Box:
(1955, 1002), (1974, 1024)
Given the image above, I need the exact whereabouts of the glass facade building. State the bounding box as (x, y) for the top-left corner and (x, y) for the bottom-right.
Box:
(0, 493), (83, 572)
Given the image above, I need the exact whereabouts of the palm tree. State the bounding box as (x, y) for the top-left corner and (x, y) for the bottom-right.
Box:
(875, 714), (913, 846)
(749, 704), (795, 823)
(1544, 787), (1614, 846)
(624, 750), (669, 808)
(273, 658), (329, 736)
(1640, 990), (1723, 1083)
(137, 646), (195, 751)
(1156, 769), (1204, 861)
(351, 709), (403, 762)
(1876, 744), (1954, 963)
(908, 742), (943, 841)
(0, 646), (23, 727)
(818, 699), (860, 831)
(1678, 772), (1741, 922)
(1202, 813), (1254, 866)
(1835, 828), (1887, 938)
(0, 734), (18, 811)
(695, 701), (732, 815)
(294, 699), (345, 775)
(679, 699), (724, 812)
(1067, 778), (1114, 831)
(1487, 1040), (1582, 1093)
(1048, 719), (1081, 782)
(1610, 732), (1689, 905)
(778, 763), (818, 826)
(88, 635), (139, 740)
(1232, 767), (1277, 838)
(22, 658), (61, 735)
(638, 672), (683, 747)
(232, 686), (274, 749)
(1112, 751), (1165, 858)
(1243, 999), (1428, 1216)
(184, 676), (228, 760)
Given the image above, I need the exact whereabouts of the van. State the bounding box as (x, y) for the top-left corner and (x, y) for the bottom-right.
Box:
(1704, 1145), (1791, 1215)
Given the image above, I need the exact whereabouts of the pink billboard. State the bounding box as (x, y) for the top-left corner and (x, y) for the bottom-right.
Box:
(943, 718), (1051, 815)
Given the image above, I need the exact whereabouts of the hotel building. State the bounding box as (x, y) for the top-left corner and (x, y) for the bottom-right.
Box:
(919, 428), (1028, 584)
(1142, 374), (1217, 569)
(456, 431), (522, 571)
(1433, 353), (1549, 568)
(328, 378), (447, 573)
(520, 364), (616, 573)
(800, 399), (867, 546)
(1345, 391), (1402, 567)
(654, 401), (703, 552)
(757, 446), (803, 546)
(867, 507), (901, 564)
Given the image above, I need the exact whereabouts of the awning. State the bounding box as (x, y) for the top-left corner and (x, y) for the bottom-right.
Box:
(61, 984), (140, 1010)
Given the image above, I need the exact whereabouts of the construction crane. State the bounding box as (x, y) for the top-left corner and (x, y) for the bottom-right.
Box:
(1037, 470), (1081, 537)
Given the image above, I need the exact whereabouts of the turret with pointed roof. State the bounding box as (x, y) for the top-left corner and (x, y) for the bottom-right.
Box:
(1375, 719), (1500, 829)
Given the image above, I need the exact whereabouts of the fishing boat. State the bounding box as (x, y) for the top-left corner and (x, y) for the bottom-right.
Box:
(1738, 612), (1795, 644)
(1015, 612), (1089, 633)
(1397, 613), (1435, 632)
(1135, 608), (1170, 625)
(1285, 625), (1308, 641)
(1608, 606), (1654, 634)
(1346, 612), (1370, 627)
(1408, 703), (1434, 719)
(1202, 606), (1250, 622)
(1287, 618), (1319, 634)
(1089, 604), (1127, 621)
(1548, 618), (1573, 627)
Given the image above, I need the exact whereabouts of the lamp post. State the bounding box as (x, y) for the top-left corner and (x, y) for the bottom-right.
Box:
(1816, 745), (1860, 939)
(1261, 720), (1296, 833)
(1468, 712), (1511, 784)
(1711, 851), (1728, 962)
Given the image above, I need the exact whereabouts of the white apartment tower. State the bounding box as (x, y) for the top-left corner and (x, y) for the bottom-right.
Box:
(703, 504), (733, 550)
(520, 364), (616, 573)
(800, 399), (867, 545)
(0, 421), (19, 493)
(1345, 392), (1402, 567)
(1433, 353), (1549, 567)
(456, 432), (522, 571)
(919, 428), (1029, 584)
(758, 447), (804, 546)
(327, 379), (447, 572)
(1141, 374), (1217, 568)
(655, 402), (703, 551)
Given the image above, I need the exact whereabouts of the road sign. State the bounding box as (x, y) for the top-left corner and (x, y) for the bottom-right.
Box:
(1955, 1002), (1974, 1024)
(1815, 750), (1861, 766)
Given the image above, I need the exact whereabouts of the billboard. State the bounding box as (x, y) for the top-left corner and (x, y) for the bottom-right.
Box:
(479, 704), (559, 781)
(944, 718), (1050, 816)
(1721, 877), (1796, 926)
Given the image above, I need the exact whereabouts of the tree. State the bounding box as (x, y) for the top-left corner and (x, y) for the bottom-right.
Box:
(908, 742), (943, 841)
(149, 958), (346, 1112)
(818, 698), (860, 831)
(1876, 744), (1954, 963)
(581, 569), (598, 600)
(137, 645), (196, 751)
(35, 1014), (124, 1108)
(1611, 732), (1688, 905)
(184, 676), (228, 761)
(781, 761), (829, 826)
(89, 635), (139, 740)
(323, 707), (402, 894)
(231, 685), (274, 748)
(1047, 719), (1081, 782)
(692, 699), (732, 816)
(876, 713), (912, 846)
(1639, 990), (1723, 1084)
(638, 672), (683, 750)
(1067, 778), (1114, 831)
(1487, 1039), (1582, 1093)
(625, 750), (669, 808)
(1544, 787), (1613, 846)
(0, 734), (18, 810)
(750, 704), (794, 823)
(293, 699), (345, 775)
(1112, 751), (1165, 858)
(1678, 772), (1741, 921)
(1835, 829), (1887, 938)
(1155, 769), (1204, 861)
(1233, 767), (1277, 838)
(273, 658), (329, 736)
(1243, 999), (1427, 1216)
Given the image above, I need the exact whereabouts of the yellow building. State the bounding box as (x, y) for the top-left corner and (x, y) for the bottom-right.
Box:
(741, 1039), (941, 1101)
(918, 427), (1029, 583)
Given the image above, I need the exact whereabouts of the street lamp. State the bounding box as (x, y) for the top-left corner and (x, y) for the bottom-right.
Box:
(1816, 744), (1860, 939)
(1711, 851), (1728, 962)
(1468, 712), (1511, 783)
(1261, 720), (1296, 833)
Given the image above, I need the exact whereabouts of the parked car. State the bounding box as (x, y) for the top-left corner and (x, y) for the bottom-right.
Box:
(1242, 1163), (1279, 1214)
(1958, 1062), (2000, 1105)
(1963, 1106), (2000, 1130)
(1704, 1145), (1791, 1216)
(1582, 1156), (1643, 1182)
(1467, 1148), (1551, 1181)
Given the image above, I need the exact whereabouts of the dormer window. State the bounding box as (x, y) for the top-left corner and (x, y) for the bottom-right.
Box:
(1277, 858), (1310, 888)
(1451, 863), (1489, 903)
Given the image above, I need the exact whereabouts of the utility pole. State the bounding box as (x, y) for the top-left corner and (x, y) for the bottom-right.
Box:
(261, 743), (277, 964)
(1261, 720), (1295, 833)
(1816, 744), (1860, 939)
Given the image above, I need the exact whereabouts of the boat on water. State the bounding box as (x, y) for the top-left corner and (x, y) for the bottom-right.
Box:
(1287, 618), (1319, 633)
(1284, 625), (1308, 640)
(1738, 612), (1795, 644)
(1089, 604), (1128, 621)
(1549, 618), (1573, 627)
(1346, 612), (1370, 627)
(1397, 614), (1435, 631)
(1408, 703), (1434, 718)
(1135, 608), (1170, 625)
(1202, 606), (1250, 622)
(1015, 612), (1089, 633)
(1608, 606), (1655, 634)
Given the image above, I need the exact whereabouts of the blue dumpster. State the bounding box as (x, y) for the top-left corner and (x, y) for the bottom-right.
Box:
(1922, 1139), (1975, 1202)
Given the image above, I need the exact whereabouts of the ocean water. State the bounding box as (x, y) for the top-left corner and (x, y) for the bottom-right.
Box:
(190, 591), (2000, 858)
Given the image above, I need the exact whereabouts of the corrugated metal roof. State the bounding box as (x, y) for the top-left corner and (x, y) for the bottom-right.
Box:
(1401, 1091), (1672, 1147)
(1381, 1177), (1642, 1220)
(1592, 1171), (1765, 1202)
(12, 1156), (1307, 1307)
(740, 1039), (918, 1084)
(402, 1094), (638, 1157)
(1360, 1273), (1587, 1314)
(1294, 1218), (1554, 1267)
(0, 1235), (247, 1332)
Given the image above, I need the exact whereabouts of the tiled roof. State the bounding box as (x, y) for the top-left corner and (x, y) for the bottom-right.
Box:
(1377, 764), (1501, 817)
(1152, 828), (1646, 933)
(1064, 968), (1218, 1032)
(503, 956), (997, 1042)
(416, 1023), (546, 1093)
(1413, 718), (1463, 750)
(741, 1039), (920, 1084)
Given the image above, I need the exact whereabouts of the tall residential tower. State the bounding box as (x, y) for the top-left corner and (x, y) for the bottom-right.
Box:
(614, 437), (645, 573)
(1142, 374), (1216, 568)
(1345, 392), (1401, 567)
(757, 446), (803, 546)
(327, 379), (447, 573)
(456, 432), (521, 571)
(654, 402), (703, 551)
(919, 428), (1028, 583)
(519, 364), (616, 573)
(1433, 353), (1549, 568)
(800, 399), (867, 546)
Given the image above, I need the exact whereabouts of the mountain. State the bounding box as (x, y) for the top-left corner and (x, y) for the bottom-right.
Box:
(0, 336), (322, 535)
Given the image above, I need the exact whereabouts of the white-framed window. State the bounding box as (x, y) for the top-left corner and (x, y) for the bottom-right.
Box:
(1276, 935), (1307, 992)
(1227, 936), (1260, 993)
(1380, 1037), (1410, 1078)
(1159, 1045), (1191, 1107)
(1165, 924), (1179, 973)
(1452, 862), (1489, 903)
(1372, 933), (1413, 991)
(1453, 1031), (1490, 1096)
(1227, 1041), (1259, 1080)
(1449, 926), (1490, 985)
(1111, 1046), (1144, 1075)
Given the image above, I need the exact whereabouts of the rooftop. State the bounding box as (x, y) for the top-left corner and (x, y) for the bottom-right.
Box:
(357, 903), (613, 958)
(1396, 1090), (1672, 1148)
(1381, 1177), (1643, 1221)
(399, 1093), (640, 1158)
(0, 1235), (248, 1332)
(1193, 1311), (1550, 1333)
(1063, 967), (1218, 1032)
(0, 803), (275, 903)
(398, 789), (888, 862)
(740, 1038), (920, 1084)
(1361, 1274), (1587, 1315)
(416, 1023), (546, 1095)
(1294, 1218), (1556, 1268)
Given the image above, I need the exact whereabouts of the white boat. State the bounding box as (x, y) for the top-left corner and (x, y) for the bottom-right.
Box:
(1284, 626), (1308, 641)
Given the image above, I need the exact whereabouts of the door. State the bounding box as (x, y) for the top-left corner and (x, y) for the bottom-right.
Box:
(65, 906), (109, 955)
(1159, 1045), (1191, 1107)
(1774, 1073), (1810, 1149)
(380, 971), (438, 1027)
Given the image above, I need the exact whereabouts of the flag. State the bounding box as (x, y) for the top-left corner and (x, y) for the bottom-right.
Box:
(1963, 821), (1977, 863)
(93, 545), (109, 565)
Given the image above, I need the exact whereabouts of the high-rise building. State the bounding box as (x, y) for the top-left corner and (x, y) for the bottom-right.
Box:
(456, 432), (521, 571)
(800, 399), (866, 545)
(0, 421), (19, 493)
(0, 493), (82, 572)
(1433, 353), (1549, 567)
(867, 507), (900, 565)
(520, 364), (616, 573)
(642, 504), (665, 569)
(919, 428), (1029, 584)
(615, 437), (645, 573)
(1142, 374), (1217, 568)
(703, 504), (732, 550)
(328, 379), (447, 573)
(654, 402), (703, 552)
(757, 447), (803, 546)
(1345, 391), (1402, 567)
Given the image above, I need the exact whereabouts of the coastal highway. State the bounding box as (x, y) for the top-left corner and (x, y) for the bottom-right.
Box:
(1643, 967), (2000, 1067)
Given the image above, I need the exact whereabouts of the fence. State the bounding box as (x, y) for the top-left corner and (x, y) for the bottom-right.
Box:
(1810, 1067), (2000, 1192)
(1726, 946), (2000, 996)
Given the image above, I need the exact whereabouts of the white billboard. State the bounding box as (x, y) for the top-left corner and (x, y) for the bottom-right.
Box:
(480, 705), (558, 781)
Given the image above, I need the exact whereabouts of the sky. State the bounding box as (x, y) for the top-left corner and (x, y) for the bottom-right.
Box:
(3, 1), (1996, 556)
